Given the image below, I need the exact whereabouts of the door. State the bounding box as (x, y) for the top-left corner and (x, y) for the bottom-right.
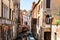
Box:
(44, 32), (51, 40)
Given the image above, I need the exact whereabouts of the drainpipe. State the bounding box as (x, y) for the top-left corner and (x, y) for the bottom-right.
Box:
(55, 32), (57, 40)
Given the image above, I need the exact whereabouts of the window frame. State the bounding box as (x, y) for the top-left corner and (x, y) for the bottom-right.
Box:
(46, 0), (50, 8)
(3, 3), (9, 19)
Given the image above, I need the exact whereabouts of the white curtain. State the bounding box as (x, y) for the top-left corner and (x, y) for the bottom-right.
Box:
(3, 4), (9, 19)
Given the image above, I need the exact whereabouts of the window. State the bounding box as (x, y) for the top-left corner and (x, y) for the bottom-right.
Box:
(1, 3), (3, 17)
(39, 5), (40, 11)
(9, 8), (11, 19)
(11, 11), (14, 20)
(0, 4), (1, 17)
(38, 17), (39, 25)
(46, 0), (50, 8)
(17, 4), (20, 9)
(11, 11), (13, 20)
(41, 2), (42, 8)
(3, 4), (9, 19)
(9, 9), (13, 20)
(45, 15), (50, 24)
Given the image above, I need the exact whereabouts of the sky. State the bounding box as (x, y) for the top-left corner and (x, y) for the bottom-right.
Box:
(20, 0), (38, 10)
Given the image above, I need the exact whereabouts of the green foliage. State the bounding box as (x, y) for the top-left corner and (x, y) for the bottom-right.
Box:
(55, 19), (60, 26)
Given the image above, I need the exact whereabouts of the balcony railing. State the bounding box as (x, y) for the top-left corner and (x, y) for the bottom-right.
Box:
(0, 17), (16, 25)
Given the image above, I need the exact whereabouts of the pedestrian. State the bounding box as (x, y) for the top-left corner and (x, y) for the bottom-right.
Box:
(22, 35), (27, 40)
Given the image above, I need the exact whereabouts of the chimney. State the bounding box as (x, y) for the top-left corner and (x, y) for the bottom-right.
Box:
(32, 2), (35, 9)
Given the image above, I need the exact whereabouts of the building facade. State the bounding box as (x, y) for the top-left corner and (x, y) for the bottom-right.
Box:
(0, 0), (20, 40)
(31, 0), (60, 40)
(31, 1), (40, 40)
(42, 0), (60, 40)
(20, 10), (32, 33)
(20, 10), (28, 26)
(19, 10), (30, 40)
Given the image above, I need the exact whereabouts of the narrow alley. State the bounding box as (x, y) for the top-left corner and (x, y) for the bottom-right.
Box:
(0, 0), (60, 40)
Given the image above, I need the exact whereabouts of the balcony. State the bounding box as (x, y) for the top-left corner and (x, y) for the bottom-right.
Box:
(45, 24), (51, 28)
(0, 17), (15, 25)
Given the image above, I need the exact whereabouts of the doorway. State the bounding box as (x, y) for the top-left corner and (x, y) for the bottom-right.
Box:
(44, 32), (51, 40)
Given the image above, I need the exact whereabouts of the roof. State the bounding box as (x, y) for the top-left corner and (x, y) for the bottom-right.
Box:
(31, 0), (40, 12)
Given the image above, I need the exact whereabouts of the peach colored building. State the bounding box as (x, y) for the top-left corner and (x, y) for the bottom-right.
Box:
(41, 0), (60, 40)
(31, 1), (40, 40)
(42, 0), (60, 40)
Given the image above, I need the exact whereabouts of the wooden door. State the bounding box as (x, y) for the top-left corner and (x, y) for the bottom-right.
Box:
(44, 32), (51, 40)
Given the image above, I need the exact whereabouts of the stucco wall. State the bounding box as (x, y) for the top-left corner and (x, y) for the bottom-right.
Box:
(43, 0), (60, 40)
(3, 0), (9, 7)
(52, 25), (60, 40)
